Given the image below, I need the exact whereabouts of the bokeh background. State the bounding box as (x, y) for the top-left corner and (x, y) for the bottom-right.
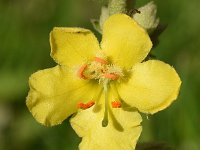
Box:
(0, 0), (200, 150)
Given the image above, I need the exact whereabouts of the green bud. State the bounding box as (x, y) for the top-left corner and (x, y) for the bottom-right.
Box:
(108, 0), (127, 15)
(133, 1), (159, 34)
(91, 6), (109, 34)
(91, 19), (102, 33)
(91, 0), (127, 34)
(99, 6), (109, 29)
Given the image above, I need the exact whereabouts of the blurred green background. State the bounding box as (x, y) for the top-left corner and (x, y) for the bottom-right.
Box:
(0, 0), (200, 150)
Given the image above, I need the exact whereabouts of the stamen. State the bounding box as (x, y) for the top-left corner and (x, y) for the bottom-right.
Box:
(86, 101), (95, 108)
(77, 102), (86, 109)
(77, 64), (88, 79)
(102, 80), (109, 127)
(92, 87), (103, 112)
(77, 101), (95, 109)
(94, 57), (108, 64)
(110, 83), (122, 100)
(111, 101), (121, 108)
(110, 83), (123, 107)
(104, 73), (119, 80)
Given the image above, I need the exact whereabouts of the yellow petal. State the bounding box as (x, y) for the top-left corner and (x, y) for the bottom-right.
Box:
(70, 105), (142, 150)
(117, 60), (181, 114)
(50, 27), (100, 66)
(101, 14), (152, 70)
(26, 66), (98, 126)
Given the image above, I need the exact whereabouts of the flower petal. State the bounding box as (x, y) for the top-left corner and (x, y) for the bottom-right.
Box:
(117, 60), (181, 114)
(70, 105), (142, 150)
(26, 66), (98, 126)
(101, 14), (152, 70)
(50, 27), (100, 66)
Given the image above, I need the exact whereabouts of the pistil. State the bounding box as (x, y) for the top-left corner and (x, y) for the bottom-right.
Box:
(102, 79), (109, 127)
(76, 56), (124, 127)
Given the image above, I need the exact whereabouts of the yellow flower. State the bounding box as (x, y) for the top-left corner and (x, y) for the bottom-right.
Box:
(26, 14), (181, 150)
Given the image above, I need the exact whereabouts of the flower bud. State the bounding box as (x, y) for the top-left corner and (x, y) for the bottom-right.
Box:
(91, 6), (109, 33)
(99, 6), (109, 29)
(133, 1), (159, 34)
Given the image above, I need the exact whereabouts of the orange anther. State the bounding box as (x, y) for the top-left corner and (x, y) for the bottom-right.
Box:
(94, 57), (108, 64)
(104, 73), (119, 80)
(77, 103), (86, 109)
(77, 101), (95, 109)
(111, 101), (121, 108)
(86, 101), (95, 108)
(77, 64), (88, 79)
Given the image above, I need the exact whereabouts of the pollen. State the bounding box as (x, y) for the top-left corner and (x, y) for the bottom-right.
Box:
(111, 101), (121, 108)
(86, 101), (95, 108)
(78, 101), (95, 109)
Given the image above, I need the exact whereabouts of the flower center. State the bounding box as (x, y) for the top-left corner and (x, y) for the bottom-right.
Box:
(77, 54), (123, 83)
(77, 52), (124, 127)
